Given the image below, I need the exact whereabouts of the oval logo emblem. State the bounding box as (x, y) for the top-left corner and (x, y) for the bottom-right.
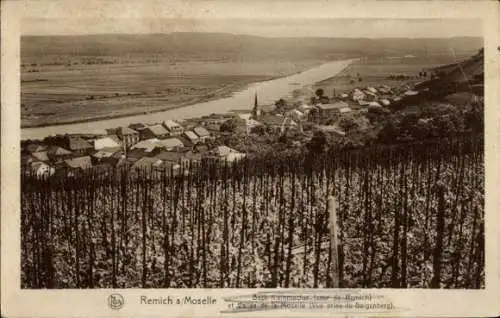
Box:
(108, 293), (124, 310)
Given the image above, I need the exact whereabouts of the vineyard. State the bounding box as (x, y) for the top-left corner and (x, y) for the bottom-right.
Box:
(21, 134), (484, 289)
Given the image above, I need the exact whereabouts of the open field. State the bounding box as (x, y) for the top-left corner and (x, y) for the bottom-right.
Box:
(21, 33), (482, 128)
(311, 57), (455, 96)
(21, 61), (319, 127)
(22, 34), (481, 65)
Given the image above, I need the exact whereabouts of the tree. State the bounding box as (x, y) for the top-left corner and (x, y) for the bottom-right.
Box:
(432, 114), (462, 137)
(319, 96), (330, 104)
(368, 105), (387, 115)
(220, 119), (238, 133)
(302, 122), (315, 132)
(205, 138), (222, 150)
(414, 119), (433, 140)
(292, 89), (302, 99)
(326, 118), (336, 125)
(315, 88), (324, 98)
(338, 115), (359, 132)
(278, 132), (288, 144)
(274, 98), (288, 113)
(252, 125), (266, 136)
(464, 107), (483, 133)
(378, 119), (401, 143)
(306, 130), (327, 153)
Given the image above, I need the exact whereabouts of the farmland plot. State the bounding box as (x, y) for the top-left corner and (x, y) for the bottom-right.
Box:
(21, 135), (484, 289)
(21, 61), (319, 127)
(311, 58), (451, 96)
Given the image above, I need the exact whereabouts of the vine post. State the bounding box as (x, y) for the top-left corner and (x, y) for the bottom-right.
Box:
(328, 196), (341, 288)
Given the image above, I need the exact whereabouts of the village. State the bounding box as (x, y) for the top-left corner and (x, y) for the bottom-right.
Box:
(21, 54), (483, 178)
(13, 10), (489, 296)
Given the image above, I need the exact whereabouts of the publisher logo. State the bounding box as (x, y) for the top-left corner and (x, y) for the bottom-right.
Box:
(108, 293), (124, 310)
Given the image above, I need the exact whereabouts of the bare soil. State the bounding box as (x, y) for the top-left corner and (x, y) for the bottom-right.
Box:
(21, 61), (320, 127)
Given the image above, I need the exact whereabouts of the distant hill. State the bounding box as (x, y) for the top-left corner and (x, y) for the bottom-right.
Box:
(21, 32), (483, 62)
(434, 48), (484, 84)
(416, 48), (484, 96)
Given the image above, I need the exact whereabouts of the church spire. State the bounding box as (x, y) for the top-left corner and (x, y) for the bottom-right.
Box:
(252, 93), (259, 118)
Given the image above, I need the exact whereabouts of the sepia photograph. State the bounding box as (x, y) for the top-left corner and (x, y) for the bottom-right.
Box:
(18, 15), (485, 290)
(3, 0), (500, 317)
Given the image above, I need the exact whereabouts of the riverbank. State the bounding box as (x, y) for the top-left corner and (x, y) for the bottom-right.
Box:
(21, 60), (321, 128)
(310, 57), (450, 95)
(21, 81), (259, 129)
(22, 59), (354, 140)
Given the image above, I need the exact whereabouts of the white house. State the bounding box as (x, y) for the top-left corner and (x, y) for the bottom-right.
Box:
(94, 136), (121, 150)
(92, 148), (121, 160)
(131, 138), (160, 153)
(157, 138), (184, 151)
(183, 131), (200, 144)
(131, 157), (163, 172)
(392, 96), (403, 103)
(237, 113), (252, 121)
(141, 124), (170, 139)
(246, 119), (263, 133)
(351, 89), (366, 101)
(291, 109), (304, 118)
(368, 101), (383, 108)
(193, 127), (211, 142)
(227, 152), (246, 162)
(212, 146), (246, 163)
(380, 99), (391, 106)
(378, 86), (392, 94)
(418, 118), (433, 125)
(299, 104), (314, 112)
(317, 125), (346, 136)
(32, 151), (49, 162)
(163, 120), (184, 136)
(31, 162), (55, 177)
(339, 93), (350, 100)
(116, 127), (140, 148)
(404, 90), (419, 96)
(339, 107), (352, 114)
(64, 156), (92, 175)
(364, 91), (378, 101)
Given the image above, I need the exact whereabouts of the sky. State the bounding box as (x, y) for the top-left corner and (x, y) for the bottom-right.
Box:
(22, 18), (483, 38)
(18, 0), (483, 38)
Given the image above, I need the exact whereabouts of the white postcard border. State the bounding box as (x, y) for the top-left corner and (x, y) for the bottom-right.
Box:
(2, 1), (499, 317)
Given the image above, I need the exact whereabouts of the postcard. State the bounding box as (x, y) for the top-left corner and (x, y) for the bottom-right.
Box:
(1, 0), (499, 317)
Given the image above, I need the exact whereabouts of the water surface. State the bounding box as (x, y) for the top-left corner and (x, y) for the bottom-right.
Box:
(22, 59), (354, 140)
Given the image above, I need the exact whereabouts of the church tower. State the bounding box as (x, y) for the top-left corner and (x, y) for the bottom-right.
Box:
(251, 93), (260, 119)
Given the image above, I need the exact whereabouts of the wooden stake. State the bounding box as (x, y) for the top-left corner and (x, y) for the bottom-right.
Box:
(328, 196), (340, 288)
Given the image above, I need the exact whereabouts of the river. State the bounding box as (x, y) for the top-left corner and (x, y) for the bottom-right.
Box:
(21, 59), (354, 140)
